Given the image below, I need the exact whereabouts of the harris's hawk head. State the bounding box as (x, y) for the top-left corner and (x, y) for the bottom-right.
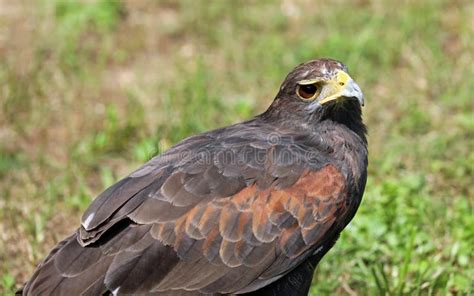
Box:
(19, 58), (368, 296)
(263, 59), (364, 129)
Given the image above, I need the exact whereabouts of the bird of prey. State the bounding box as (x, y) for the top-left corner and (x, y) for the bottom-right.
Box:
(19, 58), (367, 296)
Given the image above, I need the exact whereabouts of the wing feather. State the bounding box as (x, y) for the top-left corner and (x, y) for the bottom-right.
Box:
(22, 128), (353, 295)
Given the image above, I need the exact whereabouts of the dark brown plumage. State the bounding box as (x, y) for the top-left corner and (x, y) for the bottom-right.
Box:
(19, 58), (368, 296)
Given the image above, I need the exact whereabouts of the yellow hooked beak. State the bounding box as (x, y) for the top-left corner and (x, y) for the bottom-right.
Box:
(319, 70), (365, 106)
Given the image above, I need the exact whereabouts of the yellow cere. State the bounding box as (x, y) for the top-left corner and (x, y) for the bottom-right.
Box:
(335, 70), (351, 87)
(317, 70), (354, 105)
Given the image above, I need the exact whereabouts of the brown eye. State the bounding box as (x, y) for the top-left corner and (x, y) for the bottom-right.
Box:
(297, 83), (320, 100)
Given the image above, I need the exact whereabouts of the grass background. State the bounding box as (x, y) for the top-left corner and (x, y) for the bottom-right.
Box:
(0, 0), (472, 295)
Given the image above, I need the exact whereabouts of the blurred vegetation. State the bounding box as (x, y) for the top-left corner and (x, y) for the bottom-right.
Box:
(0, 0), (472, 295)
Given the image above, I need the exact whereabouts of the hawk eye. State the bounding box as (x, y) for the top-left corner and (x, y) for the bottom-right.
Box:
(296, 83), (320, 100)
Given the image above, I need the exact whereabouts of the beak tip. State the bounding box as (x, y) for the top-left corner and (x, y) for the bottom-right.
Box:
(350, 79), (364, 106)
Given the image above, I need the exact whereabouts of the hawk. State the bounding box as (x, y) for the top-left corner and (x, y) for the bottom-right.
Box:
(19, 58), (367, 295)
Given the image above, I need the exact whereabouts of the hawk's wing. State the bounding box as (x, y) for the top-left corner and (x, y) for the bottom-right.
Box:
(21, 125), (352, 295)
